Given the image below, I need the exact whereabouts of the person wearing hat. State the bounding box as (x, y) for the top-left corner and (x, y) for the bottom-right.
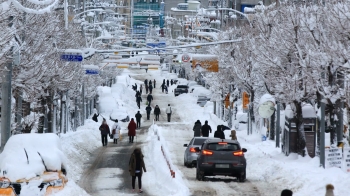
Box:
(193, 120), (202, 137)
(99, 118), (110, 146)
(129, 147), (147, 193)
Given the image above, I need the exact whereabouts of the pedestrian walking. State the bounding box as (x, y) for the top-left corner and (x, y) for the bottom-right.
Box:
(193, 120), (202, 137)
(201, 120), (212, 137)
(136, 95), (142, 109)
(161, 83), (165, 93)
(128, 118), (137, 143)
(144, 79), (148, 86)
(135, 83), (138, 91)
(145, 105), (152, 120)
(140, 84), (143, 94)
(166, 79), (169, 87)
(135, 111), (142, 128)
(153, 79), (156, 88)
(230, 130), (237, 140)
(99, 119), (110, 146)
(149, 84), (153, 94)
(325, 184), (334, 196)
(171, 79), (174, 85)
(147, 93), (153, 106)
(135, 91), (140, 101)
(166, 104), (172, 122)
(129, 147), (146, 193)
(111, 119), (121, 144)
(154, 105), (161, 121)
(214, 125), (225, 139)
(149, 80), (152, 87)
(145, 68), (148, 73)
(281, 189), (293, 196)
(165, 85), (168, 94)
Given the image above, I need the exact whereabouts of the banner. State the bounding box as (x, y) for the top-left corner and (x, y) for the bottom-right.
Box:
(343, 147), (350, 172)
(325, 147), (342, 168)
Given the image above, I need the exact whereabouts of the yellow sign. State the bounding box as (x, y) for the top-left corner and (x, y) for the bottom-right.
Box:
(114, 52), (118, 55)
(243, 92), (249, 110)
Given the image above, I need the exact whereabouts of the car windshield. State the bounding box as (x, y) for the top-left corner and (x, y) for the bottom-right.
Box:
(193, 138), (207, 145)
(206, 143), (239, 151)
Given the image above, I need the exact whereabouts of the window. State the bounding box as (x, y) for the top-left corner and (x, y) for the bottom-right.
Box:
(207, 143), (239, 151)
(193, 138), (207, 145)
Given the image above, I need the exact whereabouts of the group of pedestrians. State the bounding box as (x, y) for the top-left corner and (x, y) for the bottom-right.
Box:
(143, 79), (155, 94)
(98, 117), (121, 146)
(191, 120), (238, 141)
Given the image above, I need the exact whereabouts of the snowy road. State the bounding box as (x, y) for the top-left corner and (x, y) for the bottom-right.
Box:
(79, 69), (278, 196)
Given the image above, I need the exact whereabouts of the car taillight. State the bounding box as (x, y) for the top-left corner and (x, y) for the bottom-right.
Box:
(233, 150), (244, 156)
(190, 147), (196, 153)
(202, 150), (213, 156)
(218, 142), (227, 145)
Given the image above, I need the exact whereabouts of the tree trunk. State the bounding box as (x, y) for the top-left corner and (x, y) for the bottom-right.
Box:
(269, 110), (275, 140)
(293, 100), (306, 156)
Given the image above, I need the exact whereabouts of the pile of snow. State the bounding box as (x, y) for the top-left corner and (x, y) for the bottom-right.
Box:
(0, 133), (66, 182)
(143, 125), (190, 196)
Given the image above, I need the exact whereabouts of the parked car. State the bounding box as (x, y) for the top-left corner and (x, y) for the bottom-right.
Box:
(197, 97), (208, 107)
(174, 85), (189, 96)
(195, 139), (247, 182)
(0, 133), (68, 195)
(110, 107), (130, 122)
(183, 137), (209, 167)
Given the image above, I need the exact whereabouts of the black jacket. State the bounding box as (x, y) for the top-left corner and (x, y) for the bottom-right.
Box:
(154, 107), (161, 115)
(201, 124), (212, 136)
(136, 96), (142, 103)
(144, 79), (148, 85)
(214, 130), (225, 139)
(92, 113), (99, 122)
(146, 106), (152, 113)
(147, 94), (153, 101)
(135, 91), (140, 98)
(149, 84), (153, 89)
(135, 113), (142, 121)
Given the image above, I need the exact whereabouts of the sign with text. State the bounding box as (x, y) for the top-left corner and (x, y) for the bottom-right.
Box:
(325, 147), (342, 168)
(85, 69), (99, 75)
(61, 53), (83, 62)
(343, 147), (350, 172)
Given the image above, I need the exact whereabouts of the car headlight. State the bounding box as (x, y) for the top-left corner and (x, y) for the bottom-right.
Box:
(49, 179), (63, 187)
(0, 181), (10, 188)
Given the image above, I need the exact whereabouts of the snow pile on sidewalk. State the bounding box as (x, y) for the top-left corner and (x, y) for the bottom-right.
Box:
(142, 124), (190, 196)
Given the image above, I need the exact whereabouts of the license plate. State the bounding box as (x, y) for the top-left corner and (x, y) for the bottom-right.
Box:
(215, 164), (229, 168)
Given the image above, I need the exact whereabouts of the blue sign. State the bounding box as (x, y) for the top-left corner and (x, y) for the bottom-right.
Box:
(146, 42), (166, 54)
(85, 69), (99, 75)
(61, 54), (83, 62)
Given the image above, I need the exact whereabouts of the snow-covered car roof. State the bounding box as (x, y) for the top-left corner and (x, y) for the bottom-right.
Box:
(0, 133), (67, 182)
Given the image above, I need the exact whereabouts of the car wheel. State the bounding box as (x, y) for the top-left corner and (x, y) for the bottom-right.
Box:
(196, 169), (205, 181)
(184, 160), (187, 167)
(238, 169), (246, 182)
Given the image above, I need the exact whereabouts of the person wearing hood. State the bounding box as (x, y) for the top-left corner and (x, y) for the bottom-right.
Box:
(149, 84), (153, 94)
(128, 118), (137, 143)
(214, 125), (225, 139)
(147, 93), (153, 106)
(135, 91), (140, 101)
(193, 120), (202, 137)
(153, 79), (156, 88)
(281, 189), (293, 196)
(129, 148), (146, 193)
(325, 184), (334, 196)
(154, 105), (161, 121)
(135, 111), (142, 128)
(145, 104), (152, 120)
(230, 130), (237, 140)
(99, 118), (110, 146)
(111, 119), (121, 144)
(201, 120), (212, 137)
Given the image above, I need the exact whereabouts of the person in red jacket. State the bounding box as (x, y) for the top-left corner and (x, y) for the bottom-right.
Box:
(128, 118), (137, 143)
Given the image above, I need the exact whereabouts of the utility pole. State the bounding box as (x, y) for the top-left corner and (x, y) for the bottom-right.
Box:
(320, 98), (326, 168)
(228, 85), (232, 128)
(82, 83), (85, 125)
(1, 16), (15, 151)
(64, 0), (68, 29)
(276, 102), (280, 147)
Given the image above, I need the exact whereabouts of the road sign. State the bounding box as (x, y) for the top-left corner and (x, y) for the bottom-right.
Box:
(61, 54), (83, 62)
(85, 69), (99, 75)
(343, 147), (350, 172)
(182, 54), (190, 62)
(325, 147), (342, 168)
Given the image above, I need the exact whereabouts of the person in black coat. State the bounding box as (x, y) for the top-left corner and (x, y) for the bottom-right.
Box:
(147, 94), (153, 105)
(135, 111), (142, 128)
(214, 125), (225, 139)
(201, 120), (212, 137)
(149, 84), (153, 94)
(166, 79), (169, 87)
(161, 83), (165, 93)
(135, 91), (140, 102)
(153, 79), (156, 88)
(149, 80), (152, 86)
(136, 95), (142, 109)
(145, 105), (152, 120)
(92, 113), (99, 122)
(154, 105), (161, 121)
(170, 79), (173, 85)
